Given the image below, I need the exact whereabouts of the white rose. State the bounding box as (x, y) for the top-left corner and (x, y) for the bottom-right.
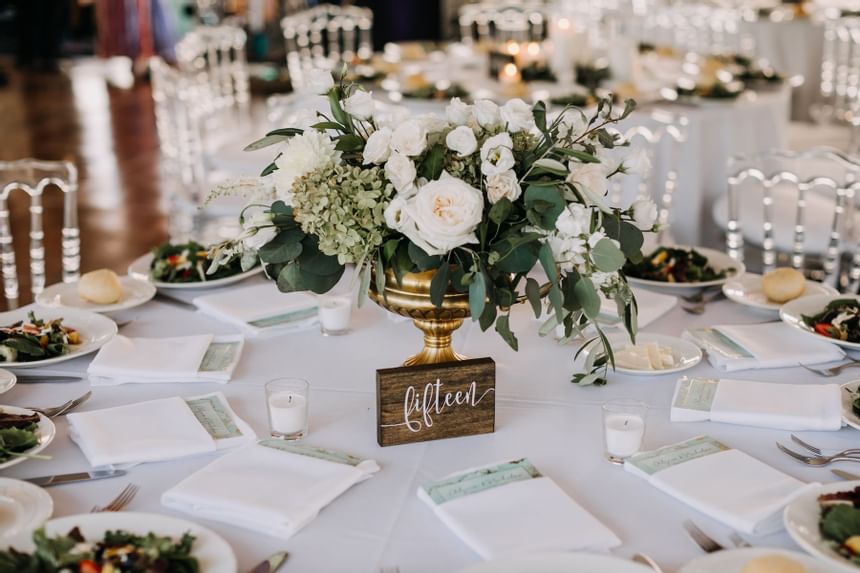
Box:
(390, 120), (427, 157)
(401, 174), (484, 255)
(567, 163), (609, 211)
(445, 125), (478, 157)
(623, 147), (652, 175)
(631, 198), (658, 230)
(555, 203), (591, 237)
(500, 98), (534, 132)
(485, 169), (522, 204)
(373, 105), (411, 130)
(473, 99), (501, 128)
(416, 113), (450, 134)
(384, 195), (411, 231)
(446, 97), (472, 125)
(480, 133), (515, 176)
(306, 69), (334, 94)
(272, 131), (341, 204)
(343, 90), (374, 120)
(384, 152), (417, 193)
(363, 127), (392, 165)
(242, 225), (277, 251)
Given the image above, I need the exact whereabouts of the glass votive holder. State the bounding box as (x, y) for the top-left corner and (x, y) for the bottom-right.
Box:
(265, 378), (309, 441)
(602, 398), (647, 464)
(318, 295), (352, 336)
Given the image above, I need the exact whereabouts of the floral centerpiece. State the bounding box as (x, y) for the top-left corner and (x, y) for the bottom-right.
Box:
(210, 69), (658, 385)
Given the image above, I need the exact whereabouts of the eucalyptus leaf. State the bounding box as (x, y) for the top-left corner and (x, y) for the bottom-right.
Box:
(495, 314), (519, 350)
(429, 263), (450, 308)
(469, 271), (487, 320)
(243, 134), (292, 152)
(357, 263), (372, 308)
(488, 198), (513, 225)
(532, 158), (568, 176)
(260, 162), (278, 177)
(525, 185), (565, 230)
(375, 250), (387, 301)
(408, 242), (442, 271)
(574, 277), (601, 319)
(418, 144), (445, 181)
(335, 134), (364, 152)
(591, 238), (626, 272)
(266, 128), (304, 137)
(525, 277), (542, 318)
(478, 302), (498, 332)
(257, 229), (304, 264)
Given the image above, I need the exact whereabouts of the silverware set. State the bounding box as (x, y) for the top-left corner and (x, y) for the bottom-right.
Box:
(91, 483), (139, 513)
(680, 288), (725, 315)
(777, 434), (860, 466)
(26, 390), (91, 418)
(799, 359), (860, 377)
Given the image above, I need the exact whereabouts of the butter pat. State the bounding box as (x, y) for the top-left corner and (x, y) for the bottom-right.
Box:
(615, 342), (676, 371)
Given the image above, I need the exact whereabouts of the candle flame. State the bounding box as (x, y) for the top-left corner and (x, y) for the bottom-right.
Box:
(527, 42), (541, 56)
(505, 41), (520, 56)
(502, 62), (519, 78)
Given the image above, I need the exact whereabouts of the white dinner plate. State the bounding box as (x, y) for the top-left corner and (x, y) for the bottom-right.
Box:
(0, 406), (55, 471)
(627, 247), (745, 296)
(0, 370), (15, 395)
(128, 252), (263, 290)
(679, 547), (833, 573)
(580, 333), (703, 376)
(841, 381), (860, 431)
(780, 294), (860, 351)
(36, 275), (157, 314)
(722, 273), (839, 315)
(784, 480), (860, 573)
(0, 307), (117, 369)
(0, 478), (52, 540)
(4, 512), (236, 573)
(455, 552), (653, 573)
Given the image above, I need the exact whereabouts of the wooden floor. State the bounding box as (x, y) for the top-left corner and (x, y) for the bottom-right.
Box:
(0, 58), (170, 311)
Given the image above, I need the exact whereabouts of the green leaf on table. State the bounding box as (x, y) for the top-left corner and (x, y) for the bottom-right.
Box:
(591, 238), (626, 272)
(469, 270), (487, 320)
(574, 276), (601, 319)
(418, 144), (445, 181)
(429, 263), (450, 308)
(495, 314), (519, 351)
(525, 277), (542, 318)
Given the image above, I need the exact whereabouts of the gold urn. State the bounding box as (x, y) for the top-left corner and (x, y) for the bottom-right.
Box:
(368, 267), (471, 366)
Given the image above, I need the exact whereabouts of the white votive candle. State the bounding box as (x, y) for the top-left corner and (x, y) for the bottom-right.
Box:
(265, 377), (310, 440)
(602, 399), (647, 464)
(319, 296), (352, 335)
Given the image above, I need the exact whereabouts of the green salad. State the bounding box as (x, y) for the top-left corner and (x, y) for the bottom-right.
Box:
(624, 247), (731, 283)
(0, 312), (79, 363)
(402, 82), (469, 100)
(149, 241), (246, 284)
(0, 409), (41, 464)
(818, 487), (860, 566)
(0, 528), (199, 573)
(802, 299), (860, 343)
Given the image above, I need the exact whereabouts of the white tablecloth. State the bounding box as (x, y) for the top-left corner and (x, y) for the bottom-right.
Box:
(3, 277), (859, 573)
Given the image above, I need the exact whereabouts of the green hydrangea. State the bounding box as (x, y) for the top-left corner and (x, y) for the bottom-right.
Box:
(292, 164), (395, 264)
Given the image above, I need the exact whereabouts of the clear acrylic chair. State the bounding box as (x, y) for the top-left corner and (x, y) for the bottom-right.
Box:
(640, 3), (753, 57)
(814, 15), (860, 127)
(458, 2), (547, 45)
(0, 159), (79, 308)
(281, 4), (373, 91)
(723, 148), (860, 291)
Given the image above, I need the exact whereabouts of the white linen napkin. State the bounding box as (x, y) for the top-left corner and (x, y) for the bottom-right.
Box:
(555, 288), (677, 338)
(86, 334), (244, 385)
(67, 392), (255, 468)
(162, 440), (379, 539)
(417, 459), (620, 559)
(625, 436), (816, 535)
(671, 377), (843, 431)
(193, 283), (318, 337)
(684, 322), (844, 371)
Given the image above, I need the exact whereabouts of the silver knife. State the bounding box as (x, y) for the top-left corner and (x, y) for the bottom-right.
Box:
(24, 469), (126, 487)
(15, 375), (85, 382)
(832, 469), (860, 481)
(248, 551), (289, 573)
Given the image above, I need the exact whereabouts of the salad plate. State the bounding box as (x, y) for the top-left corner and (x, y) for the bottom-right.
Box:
(722, 272), (838, 315)
(678, 547), (832, 573)
(841, 381), (860, 432)
(624, 246), (744, 295)
(35, 275), (156, 314)
(0, 370), (15, 395)
(2, 512), (236, 573)
(0, 478), (53, 540)
(129, 252), (263, 290)
(0, 406), (56, 472)
(580, 333), (702, 376)
(0, 308), (117, 369)
(456, 552), (653, 573)
(784, 480), (860, 572)
(780, 294), (860, 351)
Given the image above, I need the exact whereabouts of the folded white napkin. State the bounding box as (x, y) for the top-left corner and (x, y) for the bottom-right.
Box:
(625, 436), (815, 535)
(671, 377), (843, 431)
(162, 440), (379, 539)
(417, 459), (620, 559)
(67, 392), (255, 468)
(86, 335), (244, 385)
(193, 283), (318, 337)
(684, 322), (845, 371)
(556, 288), (677, 338)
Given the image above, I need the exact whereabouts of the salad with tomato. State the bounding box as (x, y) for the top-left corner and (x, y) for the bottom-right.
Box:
(802, 298), (860, 343)
(150, 241), (247, 284)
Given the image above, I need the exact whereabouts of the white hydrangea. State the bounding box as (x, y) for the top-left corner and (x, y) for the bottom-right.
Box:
(272, 131), (341, 204)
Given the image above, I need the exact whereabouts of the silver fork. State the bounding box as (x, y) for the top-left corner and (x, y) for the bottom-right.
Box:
(683, 520), (724, 553)
(729, 532), (751, 548)
(681, 289), (725, 315)
(26, 391), (92, 418)
(791, 434), (860, 458)
(777, 442), (860, 466)
(799, 361), (860, 377)
(91, 484), (139, 513)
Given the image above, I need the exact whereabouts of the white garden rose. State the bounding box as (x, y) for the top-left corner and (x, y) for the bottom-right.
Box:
(485, 170), (521, 204)
(623, 147), (652, 175)
(567, 163), (609, 211)
(384, 195), (411, 231)
(416, 114), (450, 133)
(446, 97), (472, 125)
(384, 151), (417, 193)
(401, 173), (484, 255)
(473, 99), (501, 128)
(500, 98), (534, 132)
(480, 133), (515, 176)
(343, 90), (374, 120)
(390, 120), (427, 157)
(631, 198), (658, 230)
(445, 125), (478, 157)
(272, 131), (341, 204)
(306, 69), (334, 94)
(554, 203), (591, 237)
(363, 127), (392, 165)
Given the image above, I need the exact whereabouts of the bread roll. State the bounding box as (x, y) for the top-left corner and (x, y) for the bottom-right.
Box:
(762, 268), (805, 303)
(741, 555), (807, 573)
(77, 269), (123, 304)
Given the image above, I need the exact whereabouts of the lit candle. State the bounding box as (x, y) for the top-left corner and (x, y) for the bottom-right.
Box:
(268, 391), (308, 438)
(499, 62), (521, 85)
(604, 413), (645, 459)
(504, 40), (521, 58)
(319, 296), (352, 336)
